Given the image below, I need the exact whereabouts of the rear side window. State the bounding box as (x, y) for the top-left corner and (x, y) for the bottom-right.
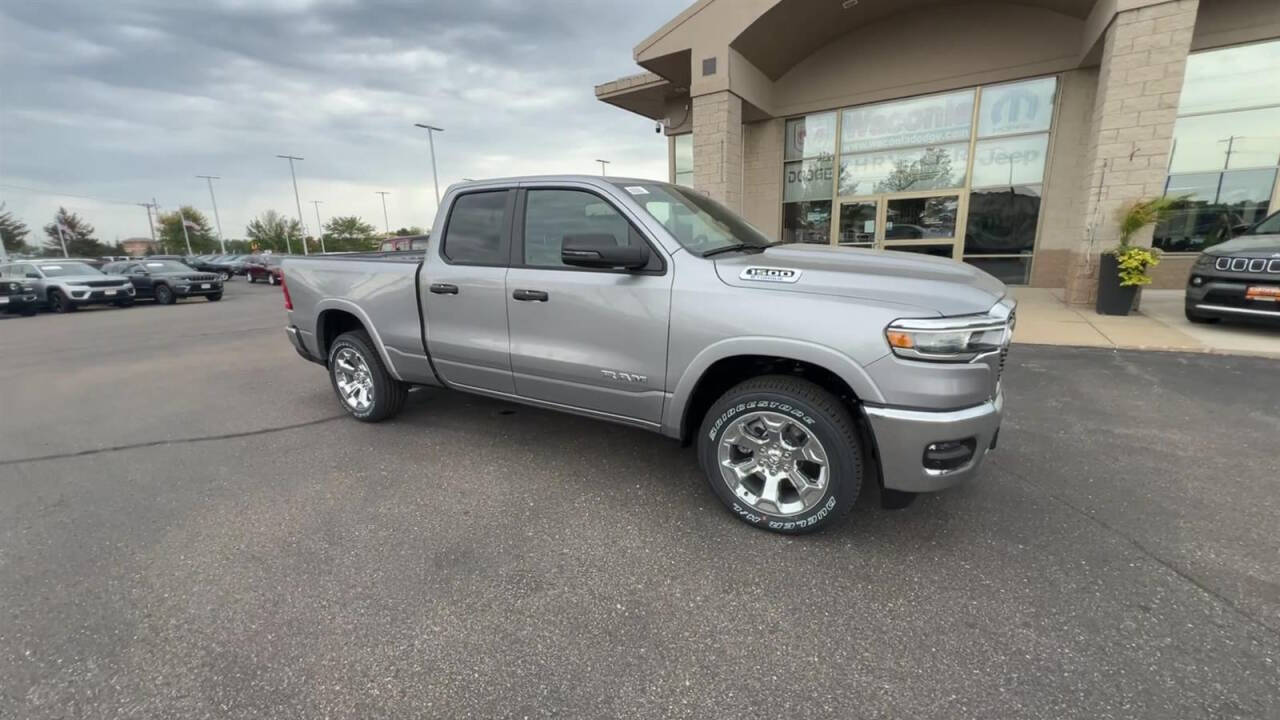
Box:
(442, 191), (509, 265)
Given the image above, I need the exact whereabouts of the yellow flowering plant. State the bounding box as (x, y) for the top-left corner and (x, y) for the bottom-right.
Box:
(1106, 196), (1181, 287)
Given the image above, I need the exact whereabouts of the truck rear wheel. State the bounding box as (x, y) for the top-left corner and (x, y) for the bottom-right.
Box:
(327, 330), (408, 422)
(697, 375), (860, 534)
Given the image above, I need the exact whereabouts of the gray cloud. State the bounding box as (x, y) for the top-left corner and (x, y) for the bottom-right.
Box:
(0, 0), (684, 243)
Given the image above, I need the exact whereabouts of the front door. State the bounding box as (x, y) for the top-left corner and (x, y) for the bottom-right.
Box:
(835, 191), (966, 259)
(505, 187), (672, 425)
(421, 189), (516, 394)
(128, 264), (154, 296)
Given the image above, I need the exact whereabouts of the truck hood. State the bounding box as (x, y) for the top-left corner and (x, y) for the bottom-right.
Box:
(713, 244), (1007, 317)
(1204, 233), (1280, 257)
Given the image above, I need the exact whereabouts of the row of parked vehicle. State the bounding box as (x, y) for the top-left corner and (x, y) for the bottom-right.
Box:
(0, 254), (286, 316)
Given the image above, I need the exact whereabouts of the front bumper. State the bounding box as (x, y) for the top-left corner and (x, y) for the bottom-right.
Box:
(0, 294), (39, 311)
(66, 287), (135, 304)
(863, 391), (1003, 493)
(1186, 271), (1280, 322)
(173, 282), (222, 297)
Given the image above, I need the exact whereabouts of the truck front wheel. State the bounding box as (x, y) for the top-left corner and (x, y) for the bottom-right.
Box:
(697, 375), (861, 534)
(327, 330), (408, 422)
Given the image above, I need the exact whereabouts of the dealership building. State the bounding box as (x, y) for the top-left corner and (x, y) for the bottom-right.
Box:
(595, 0), (1280, 300)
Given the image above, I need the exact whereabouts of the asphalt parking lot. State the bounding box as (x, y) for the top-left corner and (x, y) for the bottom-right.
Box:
(1, 281), (1278, 719)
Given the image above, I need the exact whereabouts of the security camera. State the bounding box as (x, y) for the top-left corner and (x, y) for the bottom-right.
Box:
(655, 121), (663, 134)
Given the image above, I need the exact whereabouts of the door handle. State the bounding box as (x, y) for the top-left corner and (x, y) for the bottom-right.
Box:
(429, 283), (459, 295)
(512, 289), (549, 302)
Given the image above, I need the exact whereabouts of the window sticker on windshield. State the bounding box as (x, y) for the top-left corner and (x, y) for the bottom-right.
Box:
(624, 186), (649, 195)
(146, 263), (164, 267)
(41, 266), (63, 270)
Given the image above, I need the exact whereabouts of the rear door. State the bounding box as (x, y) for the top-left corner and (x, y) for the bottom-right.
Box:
(505, 185), (672, 424)
(422, 189), (516, 394)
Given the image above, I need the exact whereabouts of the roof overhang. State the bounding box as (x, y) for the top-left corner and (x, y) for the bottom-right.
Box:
(594, 71), (685, 121)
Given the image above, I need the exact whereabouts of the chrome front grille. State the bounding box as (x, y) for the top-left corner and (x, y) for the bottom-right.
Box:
(1215, 256), (1280, 274)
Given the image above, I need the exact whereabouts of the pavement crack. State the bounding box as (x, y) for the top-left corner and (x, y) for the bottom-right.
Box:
(991, 457), (1280, 643)
(0, 415), (346, 467)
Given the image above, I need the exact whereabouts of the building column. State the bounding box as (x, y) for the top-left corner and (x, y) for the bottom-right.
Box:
(691, 91), (744, 211)
(1063, 0), (1198, 305)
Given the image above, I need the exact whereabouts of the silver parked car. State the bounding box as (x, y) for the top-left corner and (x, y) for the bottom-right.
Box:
(282, 176), (1014, 534)
(0, 259), (136, 312)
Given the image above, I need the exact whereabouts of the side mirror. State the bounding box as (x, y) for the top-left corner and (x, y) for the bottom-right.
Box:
(561, 233), (649, 270)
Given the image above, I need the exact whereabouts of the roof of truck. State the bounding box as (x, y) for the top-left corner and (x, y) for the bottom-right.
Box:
(449, 175), (666, 189)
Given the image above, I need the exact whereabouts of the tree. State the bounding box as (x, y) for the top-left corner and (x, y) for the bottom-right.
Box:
(246, 210), (304, 253)
(392, 226), (426, 237)
(0, 203), (34, 254)
(876, 147), (956, 193)
(157, 206), (218, 255)
(323, 215), (380, 252)
(42, 207), (109, 258)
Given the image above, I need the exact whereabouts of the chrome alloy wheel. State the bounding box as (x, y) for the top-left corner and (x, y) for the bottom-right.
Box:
(716, 411), (829, 516)
(333, 348), (374, 413)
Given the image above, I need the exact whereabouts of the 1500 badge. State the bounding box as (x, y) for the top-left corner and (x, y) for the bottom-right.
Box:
(740, 266), (801, 283)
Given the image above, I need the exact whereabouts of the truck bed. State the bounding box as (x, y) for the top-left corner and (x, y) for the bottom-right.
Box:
(283, 253), (437, 385)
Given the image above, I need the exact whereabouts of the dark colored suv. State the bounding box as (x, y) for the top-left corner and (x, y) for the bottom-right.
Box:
(1186, 210), (1280, 325)
(0, 274), (39, 316)
(104, 259), (224, 304)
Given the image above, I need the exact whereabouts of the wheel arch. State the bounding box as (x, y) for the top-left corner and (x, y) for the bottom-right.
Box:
(666, 338), (885, 445)
(314, 301), (403, 381)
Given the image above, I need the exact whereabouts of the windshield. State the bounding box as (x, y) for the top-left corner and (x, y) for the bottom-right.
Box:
(1244, 210), (1280, 235)
(143, 261), (193, 273)
(619, 182), (777, 255)
(37, 262), (102, 277)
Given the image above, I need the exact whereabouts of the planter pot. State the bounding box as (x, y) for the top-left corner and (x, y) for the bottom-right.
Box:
(1095, 252), (1137, 316)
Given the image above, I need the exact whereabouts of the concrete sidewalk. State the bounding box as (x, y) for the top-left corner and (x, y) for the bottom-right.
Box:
(1011, 288), (1280, 358)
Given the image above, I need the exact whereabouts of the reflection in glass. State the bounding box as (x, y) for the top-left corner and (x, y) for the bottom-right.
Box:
(784, 157), (836, 202)
(837, 202), (877, 246)
(674, 171), (693, 188)
(965, 186), (1041, 255)
(839, 144), (968, 195)
(977, 77), (1057, 137)
(1178, 39), (1280, 115)
(971, 134), (1049, 187)
(840, 90), (974, 153)
(1154, 169), (1277, 251)
(1168, 107), (1280, 173)
(674, 135), (693, 173)
(887, 244), (954, 258)
(784, 112), (837, 161)
(885, 196), (959, 240)
(965, 257), (1031, 285)
(783, 201), (832, 244)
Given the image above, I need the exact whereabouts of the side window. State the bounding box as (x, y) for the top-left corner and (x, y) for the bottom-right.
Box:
(441, 191), (509, 265)
(522, 189), (651, 269)
(20, 264), (38, 278)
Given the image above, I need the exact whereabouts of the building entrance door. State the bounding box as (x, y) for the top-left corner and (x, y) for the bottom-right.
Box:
(834, 190), (967, 259)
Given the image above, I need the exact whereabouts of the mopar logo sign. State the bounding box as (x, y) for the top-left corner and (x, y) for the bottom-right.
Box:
(740, 266), (800, 284)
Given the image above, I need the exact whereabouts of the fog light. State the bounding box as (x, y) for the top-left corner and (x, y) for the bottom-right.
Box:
(1190, 276), (1204, 286)
(923, 438), (976, 472)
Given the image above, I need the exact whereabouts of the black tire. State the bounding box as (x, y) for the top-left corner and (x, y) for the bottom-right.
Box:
(113, 298), (134, 308)
(21, 307), (38, 317)
(206, 293), (222, 302)
(267, 273), (278, 286)
(48, 289), (76, 313)
(218, 271), (231, 281)
(697, 375), (861, 534)
(327, 330), (408, 422)
(246, 274), (256, 284)
(1184, 304), (1218, 324)
(154, 284), (176, 305)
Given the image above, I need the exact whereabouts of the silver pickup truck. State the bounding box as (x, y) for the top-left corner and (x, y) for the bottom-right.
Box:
(283, 176), (1014, 534)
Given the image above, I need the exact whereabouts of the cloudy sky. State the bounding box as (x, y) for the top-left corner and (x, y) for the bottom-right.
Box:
(0, 0), (687, 244)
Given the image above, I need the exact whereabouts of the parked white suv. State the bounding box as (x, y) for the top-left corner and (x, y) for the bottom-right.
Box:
(0, 260), (135, 313)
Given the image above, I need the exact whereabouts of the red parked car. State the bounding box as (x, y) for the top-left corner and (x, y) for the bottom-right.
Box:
(245, 255), (286, 285)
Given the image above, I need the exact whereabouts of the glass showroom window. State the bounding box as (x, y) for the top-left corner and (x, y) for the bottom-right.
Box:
(963, 76), (1057, 284)
(782, 112), (836, 244)
(673, 134), (693, 188)
(1154, 39), (1280, 252)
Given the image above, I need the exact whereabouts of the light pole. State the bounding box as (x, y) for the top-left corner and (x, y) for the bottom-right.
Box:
(137, 201), (158, 245)
(375, 191), (391, 235)
(276, 154), (308, 255)
(595, 159), (611, 176)
(196, 175), (226, 254)
(413, 123), (443, 207)
(311, 200), (326, 253)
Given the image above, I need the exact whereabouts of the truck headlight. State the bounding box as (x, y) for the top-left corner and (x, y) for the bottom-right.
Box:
(1193, 253), (1213, 268)
(886, 309), (1014, 362)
